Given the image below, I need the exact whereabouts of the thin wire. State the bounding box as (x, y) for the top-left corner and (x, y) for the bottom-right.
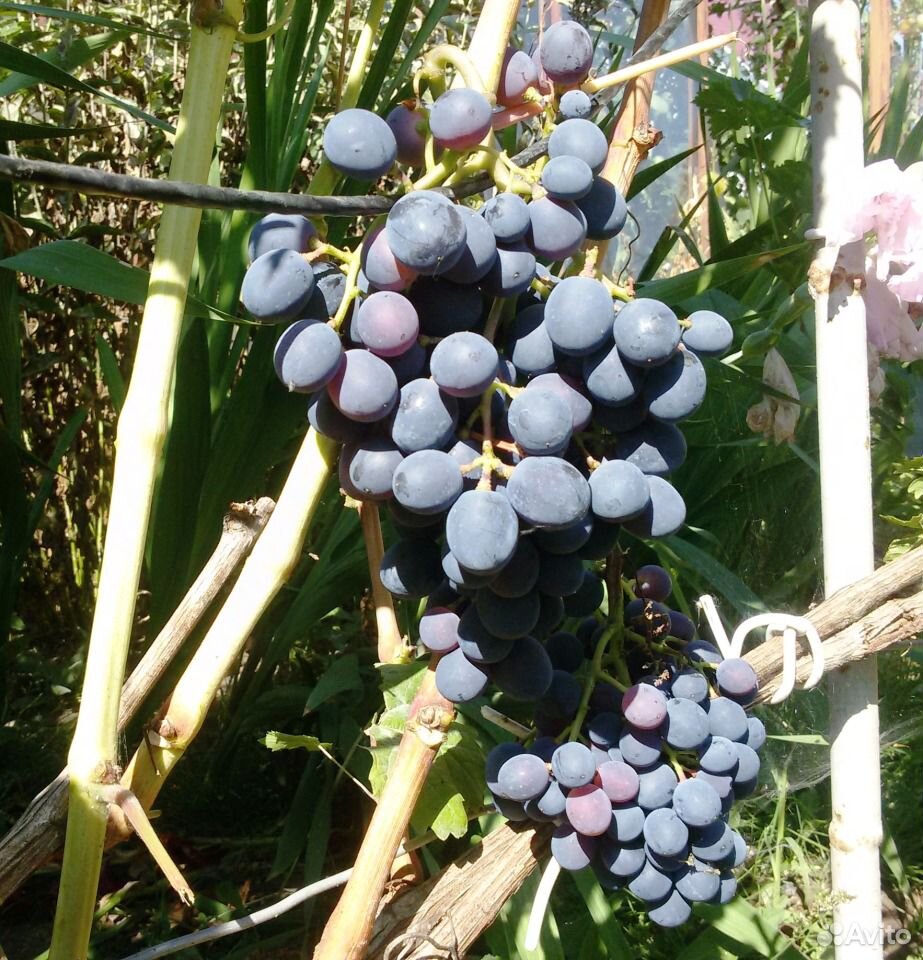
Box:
(118, 869), (352, 960)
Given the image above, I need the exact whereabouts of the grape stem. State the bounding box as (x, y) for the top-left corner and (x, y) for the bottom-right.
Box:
(566, 620), (618, 743)
(417, 43), (488, 95)
(329, 249), (362, 330)
(358, 502), (406, 663)
(482, 296), (508, 342)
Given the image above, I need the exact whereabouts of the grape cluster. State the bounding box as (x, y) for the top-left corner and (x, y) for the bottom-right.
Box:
(239, 17), (745, 929)
(485, 564), (765, 927)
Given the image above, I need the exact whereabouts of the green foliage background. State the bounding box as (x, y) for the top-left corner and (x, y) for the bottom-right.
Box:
(0, 0), (921, 957)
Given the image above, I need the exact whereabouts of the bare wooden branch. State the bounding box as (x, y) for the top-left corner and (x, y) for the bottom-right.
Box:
(367, 824), (552, 960)
(0, 498), (273, 904)
(748, 591), (923, 704)
(800, 543), (923, 639)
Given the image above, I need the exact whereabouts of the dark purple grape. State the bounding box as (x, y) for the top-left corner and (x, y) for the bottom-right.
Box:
(623, 476), (687, 538)
(683, 310), (733, 357)
(457, 604), (515, 663)
(506, 456), (591, 530)
(583, 343), (642, 406)
(613, 298), (682, 367)
(672, 777), (722, 828)
(648, 889), (692, 927)
(475, 588), (541, 639)
(445, 489), (519, 573)
(508, 389), (573, 455)
(498, 47), (539, 106)
(664, 698), (710, 750)
(508, 304), (555, 375)
(385, 103), (427, 167)
(323, 108), (397, 180)
(360, 225), (417, 292)
(539, 21), (593, 84)
(551, 741), (595, 788)
(480, 241), (536, 296)
(527, 197), (587, 260)
(491, 636), (554, 700)
(435, 648), (488, 702)
(595, 760), (639, 803)
(644, 807), (689, 858)
(248, 213), (316, 263)
(716, 657), (759, 704)
(327, 349), (398, 422)
(699, 736), (738, 775)
(419, 607), (460, 653)
(429, 88), (492, 150)
(353, 291), (419, 357)
(343, 438), (403, 500)
(274, 319), (343, 393)
(551, 824), (596, 870)
(241, 248), (315, 323)
(443, 206), (498, 284)
(635, 564), (672, 600)
(589, 459), (650, 523)
(576, 177), (628, 240)
(541, 155), (593, 200)
(622, 683), (668, 730)
(547, 118), (608, 173)
(637, 762), (679, 810)
(565, 784), (612, 836)
(644, 349), (707, 422)
(391, 449), (463, 514)
(545, 276), (613, 356)
(619, 726), (662, 768)
(497, 752), (550, 801)
(560, 89), (592, 119)
(386, 191), (467, 275)
(430, 332), (498, 398)
(481, 192), (530, 242)
(379, 538), (442, 598)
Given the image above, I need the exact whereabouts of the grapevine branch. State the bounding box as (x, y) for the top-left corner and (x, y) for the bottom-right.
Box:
(0, 498), (274, 904)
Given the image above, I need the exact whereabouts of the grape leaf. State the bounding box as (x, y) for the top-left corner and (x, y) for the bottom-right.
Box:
(260, 731), (333, 752)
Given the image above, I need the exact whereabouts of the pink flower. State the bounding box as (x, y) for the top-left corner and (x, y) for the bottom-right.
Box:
(862, 253), (923, 361)
(840, 160), (923, 304)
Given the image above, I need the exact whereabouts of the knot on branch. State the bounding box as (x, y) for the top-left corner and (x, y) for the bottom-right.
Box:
(411, 705), (454, 749)
(383, 928), (460, 960)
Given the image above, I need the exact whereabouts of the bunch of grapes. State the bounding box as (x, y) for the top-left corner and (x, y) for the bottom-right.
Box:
(482, 563), (764, 927)
(238, 16), (747, 928)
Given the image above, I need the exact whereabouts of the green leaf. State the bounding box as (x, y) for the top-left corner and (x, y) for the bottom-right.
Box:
(26, 407), (87, 538)
(570, 871), (634, 960)
(305, 653), (363, 713)
(358, 0), (415, 110)
(627, 146), (700, 201)
(661, 535), (766, 615)
(691, 901), (802, 958)
(94, 335), (125, 413)
(0, 118), (93, 140)
(260, 731), (333, 752)
(368, 687), (487, 841)
(638, 245), (808, 304)
(0, 39), (172, 131)
(0, 240), (237, 323)
(897, 113), (923, 169)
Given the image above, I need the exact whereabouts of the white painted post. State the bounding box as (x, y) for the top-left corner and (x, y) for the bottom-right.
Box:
(809, 2), (883, 957)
